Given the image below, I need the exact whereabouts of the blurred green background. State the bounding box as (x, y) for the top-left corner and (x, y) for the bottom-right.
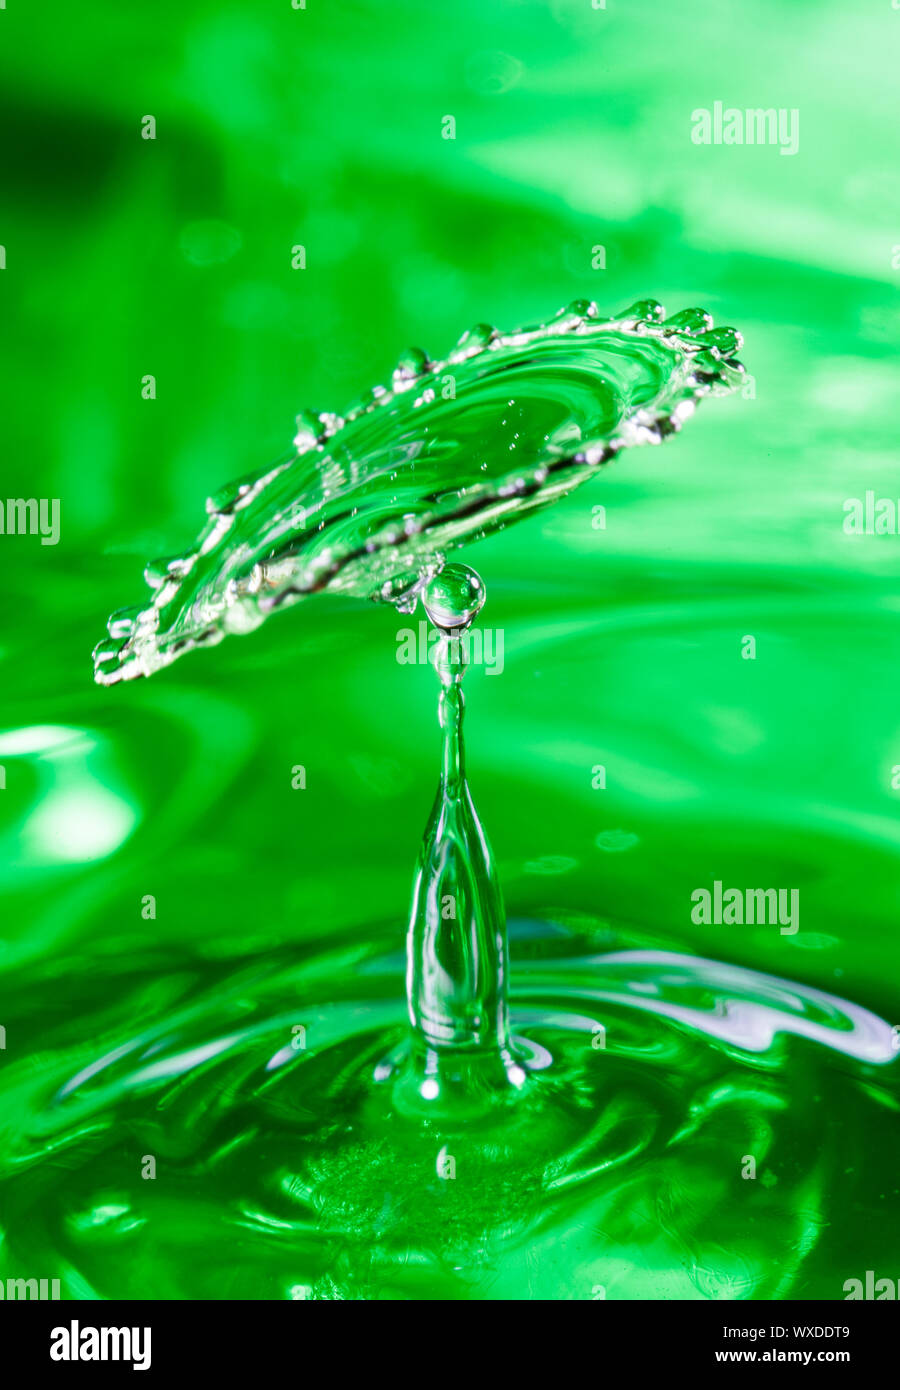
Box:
(0, 0), (899, 1299)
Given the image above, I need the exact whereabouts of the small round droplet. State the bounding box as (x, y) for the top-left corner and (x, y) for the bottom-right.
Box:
(422, 563), (486, 631)
(92, 637), (128, 682)
(293, 409), (322, 450)
(205, 478), (253, 516)
(560, 298), (598, 321)
(694, 326), (743, 359)
(456, 323), (498, 353)
(619, 298), (665, 324)
(144, 555), (187, 588)
(392, 347), (430, 388)
(107, 605), (142, 640)
(664, 307), (713, 336)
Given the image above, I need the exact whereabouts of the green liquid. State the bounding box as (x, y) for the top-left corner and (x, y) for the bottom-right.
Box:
(1, 302), (897, 1301)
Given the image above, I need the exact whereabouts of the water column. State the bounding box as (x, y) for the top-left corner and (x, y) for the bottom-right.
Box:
(398, 564), (527, 1114)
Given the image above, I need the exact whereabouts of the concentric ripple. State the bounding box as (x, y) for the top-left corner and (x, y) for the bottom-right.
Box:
(0, 928), (894, 1300)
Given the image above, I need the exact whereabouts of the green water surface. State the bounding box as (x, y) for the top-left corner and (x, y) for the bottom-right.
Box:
(0, 0), (898, 1301)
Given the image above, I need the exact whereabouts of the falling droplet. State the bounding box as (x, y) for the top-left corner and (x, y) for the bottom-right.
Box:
(422, 563), (486, 631)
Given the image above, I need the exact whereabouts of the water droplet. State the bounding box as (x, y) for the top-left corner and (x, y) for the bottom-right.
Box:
(694, 326), (743, 359)
(143, 556), (190, 588)
(619, 299), (665, 323)
(455, 322), (498, 353)
(106, 606), (143, 640)
(293, 409), (322, 450)
(91, 637), (128, 681)
(392, 347), (430, 389)
(422, 563), (486, 631)
(664, 307), (713, 336)
(206, 480), (251, 516)
(560, 298), (599, 322)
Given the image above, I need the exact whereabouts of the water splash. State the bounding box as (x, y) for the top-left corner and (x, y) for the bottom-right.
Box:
(81, 299), (899, 1301)
(391, 563), (528, 1114)
(92, 299), (744, 685)
(0, 928), (895, 1299)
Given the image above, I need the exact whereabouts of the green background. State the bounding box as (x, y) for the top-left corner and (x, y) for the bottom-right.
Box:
(0, 0), (898, 1300)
